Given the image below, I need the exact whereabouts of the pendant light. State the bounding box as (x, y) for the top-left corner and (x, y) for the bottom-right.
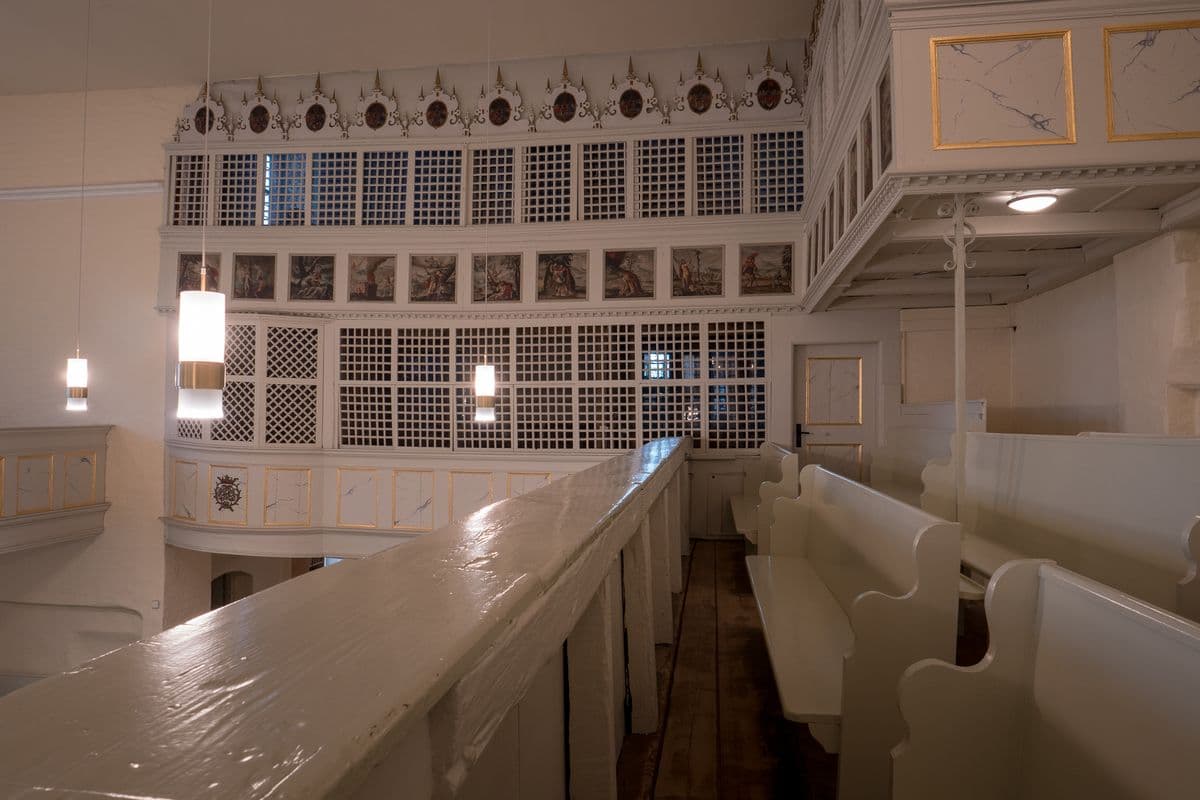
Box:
(474, 10), (496, 423)
(66, 0), (92, 412)
(176, 0), (226, 419)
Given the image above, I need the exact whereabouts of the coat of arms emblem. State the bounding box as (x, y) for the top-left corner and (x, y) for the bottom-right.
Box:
(213, 473), (243, 512)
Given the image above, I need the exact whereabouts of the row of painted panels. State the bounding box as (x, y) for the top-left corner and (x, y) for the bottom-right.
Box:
(0, 453), (99, 517)
(170, 459), (580, 531)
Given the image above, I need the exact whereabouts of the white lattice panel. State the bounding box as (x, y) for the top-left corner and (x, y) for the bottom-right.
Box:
(707, 383), (766, 449)
(267, 326), (319, 380)
(578, 324), (637, 382)
(210, 380), (255, 443)
(176, 419), (203, 440)
(752, 130), (803, 213)
(634, 138), (685, 218)
(708, 320), (765, 379)
(262, 152), (306, 226)
(265, 384), (318, 445)
(522, 143), (572, 223)
(339, 385), (393, 447)
(582, 141), (626, 221)
(412, 149), (463, 226)
(455, 387), (512, 449)
(217, 153), (258, 226)
(471, 147), (515, 225)
(396, 327), (451, 382)
(396, 386), (451, 448)
(225, 324), (256, 377)
(641, 323), (701, 380)
(516, 325), (572, 383)
(310, 151), (358, 226)
(641, 385), (701, 447)
(361, 150), (408, 225)
(516, 386), (574, 449)
(171, 154), (209, 226)
(339, 327), (393, 382)
(455, 327), (512, 383)
(579, 386), (636, 450)
(695, 135), (744, 216)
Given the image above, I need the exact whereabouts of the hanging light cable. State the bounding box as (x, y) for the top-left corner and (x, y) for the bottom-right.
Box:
(176, 0), (226, 419)
(66, 0), (92, 412)
(474, 9), (496, 423)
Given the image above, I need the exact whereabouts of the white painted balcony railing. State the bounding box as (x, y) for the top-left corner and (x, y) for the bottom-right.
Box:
(0, 425), (112, 554)
(0, 437), (690, 800)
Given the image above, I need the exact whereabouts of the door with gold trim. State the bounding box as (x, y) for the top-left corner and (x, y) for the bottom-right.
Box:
(794, 343), (876, 482)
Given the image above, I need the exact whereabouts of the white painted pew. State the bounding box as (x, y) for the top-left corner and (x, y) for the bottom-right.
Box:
(729, 441), (798, 545)
(870, 400), (986, 507)
(746, 465), (960, 800)
(894, 559), (1200, 800)
(921, 433), (1200, 621)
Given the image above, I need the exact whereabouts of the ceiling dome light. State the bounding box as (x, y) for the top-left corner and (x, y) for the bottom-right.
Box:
(1007, 193), (1058, 213)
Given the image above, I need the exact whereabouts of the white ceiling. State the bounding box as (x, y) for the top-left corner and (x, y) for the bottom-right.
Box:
(0, 0), (813, 96)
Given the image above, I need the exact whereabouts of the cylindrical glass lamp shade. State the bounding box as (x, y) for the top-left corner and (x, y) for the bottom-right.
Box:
(474, 364), (496, 423)
(66, 356), (88, 411)
(177, 289), (226, 419)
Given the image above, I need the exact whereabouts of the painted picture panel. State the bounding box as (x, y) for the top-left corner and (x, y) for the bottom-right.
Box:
(604, 249), (655, 299)
(739, 243), (793, 295)
(289, 255), (335, 301)
(537, 251), (588, 301)
(232, 254), (276, 299)
(348, 255), (396, 302)
(177, 253), (220, 294)
(410, 254), (458, 303)
(1106, 22), (1200, 141)
(670, 246), (724, 297)
(472, 253), (522, 302)
(932, 31), (1076, 149)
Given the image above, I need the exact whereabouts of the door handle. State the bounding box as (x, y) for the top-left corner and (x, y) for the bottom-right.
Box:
(795, 424), (812, 448)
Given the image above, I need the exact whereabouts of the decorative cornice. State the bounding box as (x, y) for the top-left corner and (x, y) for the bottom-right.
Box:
(154, 304), (802, 320)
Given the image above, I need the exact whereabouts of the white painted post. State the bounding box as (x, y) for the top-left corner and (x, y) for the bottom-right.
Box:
(645, 514), (674, 645)
(670, 469), (687, 559)
(567, 574), (619, 800)
(938, 194), (978, 523)
(622, 520), (658, 733)
(656, 491), (682, 594)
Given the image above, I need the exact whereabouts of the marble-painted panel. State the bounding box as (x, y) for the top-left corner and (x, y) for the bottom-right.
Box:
(806, 357), (863, 425)
(337, 468), (378, 528)
(392, 469), (435, 531)
(450, 471), (494, 522)
(208, 465), (249, 526)
(507, 471), (552, 498)
(16, 455), (53, 514)
(63, 452), (97, 508)
(264, 467), (311, 527)
(1106, 22), (1200, 141)
(933, 31), (1075, 148)
(172, 460), (198, 521)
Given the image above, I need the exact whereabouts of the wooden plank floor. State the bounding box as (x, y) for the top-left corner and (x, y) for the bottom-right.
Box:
(617, 540), (838, 800)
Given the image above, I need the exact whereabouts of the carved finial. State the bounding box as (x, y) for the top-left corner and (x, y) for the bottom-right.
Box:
(198, 81), (209, 102)
(562, 60), (569, 81)
(256, 75), (264, 95)
(784, 59), (791, 75)
(297, 91), (304, 103)
(627, 57), (635, 80)
(374, 69), (382, 92)
(513, 81), (520, 94)
(242, 90), (248, 103)
(359, 86), (365, 101)
(273, 91), (280, 104)
(766, 46), (774, 68)
(330, 90), (337, 103)
(451, 85), (457, 97)
(715, 67), (721, 80)
(315, 73), (323, 94)
(390, 88), (397, 101)
(610, 74), (617, 90)
(679, 71), (684, 85)
(546, 77), (552, 91)
(747, 63), (753, 79)
(496, 66), (504, 88)
(696, 52), (704, 75)
(434, 69), (443, 91)
(480, 84), (486, 98)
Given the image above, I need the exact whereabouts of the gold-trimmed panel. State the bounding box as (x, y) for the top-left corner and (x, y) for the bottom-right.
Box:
(171, 459), (199, 521)
(1104, 20), (1200, 142)
(507, 471), (552, 498)
(336, 467), (379, 529)
(449, 470), (495, 522)
(207, 464), (250, 526)
(62, 450), (98, 509)
(804, 356), (864, 426)
(15, 454), (54, 515)
(263, 467), (313, 527)
(392, 468), (436, 532)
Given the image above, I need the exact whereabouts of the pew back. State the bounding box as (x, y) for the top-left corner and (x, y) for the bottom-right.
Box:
(921, 433), (1200, 619)
(895, 560), (1200, 800)
(742, 441), (795, 497)
(872, 401), (985, 507)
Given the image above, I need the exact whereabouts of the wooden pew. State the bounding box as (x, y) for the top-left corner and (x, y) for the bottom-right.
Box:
(894, 559), (1200, 800)
(729, 441), (798, 545)
(921, 433), (1200, 621)
(870, 400), (986, 508)
(746, 465), (960, 800)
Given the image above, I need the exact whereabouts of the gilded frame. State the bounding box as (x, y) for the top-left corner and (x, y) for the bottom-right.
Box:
(207, 464), (250, 526)
(804, 356), (864, 426)
(448, 470), (494, 522)
(170, 459), (199, 521)
(1104, 20), (1200, 142)
(15, 454), (54, 515)
(62, 450), (98, 509)
(263, 467), (313, 527)
(336, 467), (379, 529)
(392, 468), (436, 532)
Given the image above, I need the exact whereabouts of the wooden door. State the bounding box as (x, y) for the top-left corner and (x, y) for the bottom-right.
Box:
(793, 343), (877, 481)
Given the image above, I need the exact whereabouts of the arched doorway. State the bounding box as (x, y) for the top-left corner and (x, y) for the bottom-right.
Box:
(210, 571), (253, 610)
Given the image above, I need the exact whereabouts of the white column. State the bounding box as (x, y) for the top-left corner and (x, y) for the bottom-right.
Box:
(622, 520), (658, 733)
(567, 574), (619, 800)
(939, 194), (977, 522)
(645, 514), (674, 645)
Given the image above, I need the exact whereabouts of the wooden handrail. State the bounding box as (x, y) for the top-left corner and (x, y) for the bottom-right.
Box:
(0, 437), (688, 799)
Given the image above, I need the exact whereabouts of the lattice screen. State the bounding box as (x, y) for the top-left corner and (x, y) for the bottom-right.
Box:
(579, 386), (636, 450)
(412, 149), (463, 225)
(695, 135), (744, 216)
(176, 419), (203, 440)
(210, 380), (255, 443)
(578, 324), (637, 382)
(455, 387), (513, 448)
(225, 324), (256, 377)
(217, 154), (258, 226)
(310, 152), (358, 225)
(361, 150), (408, 225)
(516, 386), (574, 449)
(641, 323), (701, 380)
(707, 321), (766, 379)
(516, 326), (572, 382)
(396, 327), (451, 382)
(634, 138), (686, 218)
(262, 153), (307, 226)
(340, 385), (394, 447)
(641, 385), (702, 447)
(340, 327), (394, 382)
(471, 147), (515, 225)
(581, 142), (626, 221)
(171, 154), (209, 226)
(267, 327), (318, 379)
(707, 383), (766, 449)
(522, 143), (572, 223)
(752, 130), (803, 213)
(265, 384), (318, 445)
(455, 327), (512, 383)
(396, 386), (451, 448)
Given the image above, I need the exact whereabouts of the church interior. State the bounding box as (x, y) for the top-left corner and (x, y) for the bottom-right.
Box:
(1, 0), (1199, 797)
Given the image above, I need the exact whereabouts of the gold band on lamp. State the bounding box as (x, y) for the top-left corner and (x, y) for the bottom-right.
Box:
(176, 361), (226, 390)
(475, 395), (495, 410)
(67, 387), (89, 399)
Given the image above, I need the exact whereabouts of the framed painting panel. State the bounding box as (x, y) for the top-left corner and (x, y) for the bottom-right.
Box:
(348, 255), (396, 302)
(739, 243), (793, 296)
(177, 252), (220, 294)
(288, 255), (335, 301)
(472, 253), (522, 302)
(604, 249), (655, 299)
(232, 254), (276, 300)
(536, 251), (588, 301)
(670, 246), (724, 297)
(410, 254), (458, 303)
